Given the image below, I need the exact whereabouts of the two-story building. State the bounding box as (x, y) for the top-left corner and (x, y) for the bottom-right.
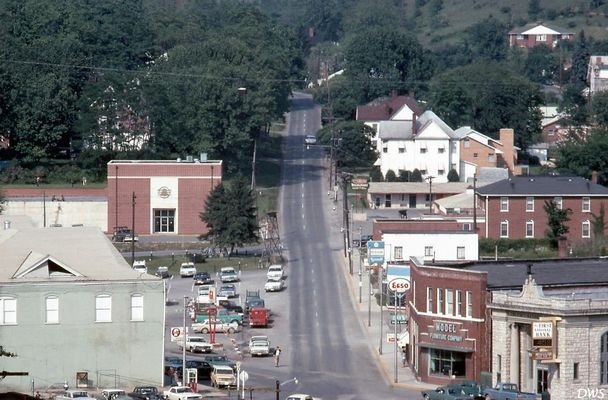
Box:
(508, 23), (574, 48)
(476, 175), (608, 244)
(588, 55), (608, 95)
(0, 215), (165, 392)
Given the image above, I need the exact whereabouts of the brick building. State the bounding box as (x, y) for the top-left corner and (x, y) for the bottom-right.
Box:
(508, 23), (574, 49)
(107, 159), (222, 236)
(408, 258), (489, 385)
(477, 175), (608, 244)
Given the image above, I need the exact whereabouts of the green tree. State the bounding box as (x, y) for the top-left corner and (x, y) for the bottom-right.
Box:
(447, 169), (460, 182)
(543, 199), (572, 248)
(592, 91), (608, 128)
(559, 83), (589, 126)
(592, 204), (606, 239)
(528, 0), (541, 20)
(556, 129), (608, 184)
(385, 170), (397, 182)
(399, 170), (412, 182)
(369, 166), (383, 182)
(571, 31), (590, 85)
(411, 169), (423, 182)
(0, 190), (5, 214)
(465, 16), (508, 62)
(317, 121), (377, 169)
(524, 46), (560, 84)
(200, 177), (258, 254)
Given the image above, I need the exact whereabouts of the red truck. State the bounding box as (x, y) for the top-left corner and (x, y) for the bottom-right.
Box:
(249, 307), (268, 327)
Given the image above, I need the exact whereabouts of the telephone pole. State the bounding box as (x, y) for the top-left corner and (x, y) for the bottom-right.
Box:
(323, 61), (336, 189)
(131, 192), (136, 265)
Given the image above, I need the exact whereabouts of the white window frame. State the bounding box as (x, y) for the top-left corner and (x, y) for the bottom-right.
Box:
(427, 287), (433, 313)
(438, 169), (445, 175)
(46, 296), (59, 324)
(398, 147), (405, 154)
(437, 289), (444, 315)
(526, 220), (534, 238)
(424, 246), (434, 257)
(394, 246), (403, 260)
(500, 197), (509, 212)
(466, 291), (473, 318)
(537, 34), (546, 41)
(554, 197), (563, 210)
(131, 294), (144, 321)
(464, 139), (470, 148)
(95, 295), (112, 323)
(446, 289), (454, 315)
(526, 196), (534, 212)
(582, 220), (591, 238)
(457, 246), (465, 260)
(582, 197), (591, 212)
(500, 220), (509, 238)
(0, 297), (17, 325)
(456, 290), (462, 316)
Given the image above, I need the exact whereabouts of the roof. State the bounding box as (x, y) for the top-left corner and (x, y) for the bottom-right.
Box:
(368, 182), (470, 194)
(508, 22), (573, 36)
(477, 168), (509, 186)
(434, 191), (474, 209)
(476, 176), (608, 196)
(462, 258), (608, 290)
(417, 110), (457, 139)
(453, 126), (503, 151)
(377, 120), (413, 140)
(356, 95), (421, 121)
(0, 215), (158, 283)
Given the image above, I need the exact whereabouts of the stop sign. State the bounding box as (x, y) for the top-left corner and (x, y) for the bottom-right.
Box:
(388, 277), (410, 293)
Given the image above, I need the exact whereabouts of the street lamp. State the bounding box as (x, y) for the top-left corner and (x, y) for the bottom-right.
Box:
(425, 176), (435, 214)
(275, 377), (298, 400)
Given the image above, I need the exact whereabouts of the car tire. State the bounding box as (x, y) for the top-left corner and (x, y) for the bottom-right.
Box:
(231, 320), (239, 325)
(423, 395), (429, 400)
(484, 396), (491, 400)
(227, 327), (235, 334)
(202, 328), (209, 334)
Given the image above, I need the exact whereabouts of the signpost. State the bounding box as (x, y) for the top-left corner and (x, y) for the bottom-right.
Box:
(367, 241), (385, 265)
(388, 276), (409, 384)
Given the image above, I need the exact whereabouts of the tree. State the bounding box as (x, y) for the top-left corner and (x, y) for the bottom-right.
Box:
(465, 16), (508, 62)
(592, 91), (608, 128)
(559, 83), (589, 126)
(369, 166), (383, 182)
(0, 190), (5, 214)
(524, 46), (560, 84)
(316, 121), (377, 169)
(528, 0), (541, 20)
(385, 170), (397, 182)
(200, 178), (258, 254)
(570, 31), (590, 85)
(447, 169), (460, 182)
(398, 170), (412, 182)
(592, 204), (606, 240)
(411, 169), (423, 182)
(544, 200), (572, 248)
(556, 129), (608, 183)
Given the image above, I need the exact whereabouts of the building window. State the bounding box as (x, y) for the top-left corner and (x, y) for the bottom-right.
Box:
(0, 297), (17, 325)
(427, 287), (434, 313)
(462, 223), (472, 231)
(372, 123), (378, 132)
(497, 355), (502, 383)
(473, 152), (478, 158)
(526, 220), (534, 238)
(420, 148), (427, 154)
(583, 197), (591, 212)
(154, 209), (175, 233)
(438, 169), (445, 175)
(517, 34), (524, 40)
(488, 154), (495, 162)
(457, 246), (465, 260)
(574, 362), (579, 380)
(95, 295), (112, 322)
(383, 147), (388, 153)
(554, 197), (563, 210)
(464, 139), (470, 148)
(500, 220), (509, 238)
(537, 34), (546, 41)
(398, 147), (405, 154)
(131, 294), (144, 321)
(385, 194), (391, 208)
(46, 296), (59, 324)
(394, 246), (403, 260)
(456, 290), (462, 316)
(437, 289), (444, 315)
(424, 246), (434, 257)
(526, 196), (534, 212)
(601, 331), (608, 384)
(582, 220), (591, 238)
(430, 349), (466, 377)
(466, 291), (473, 318)
(446, 289), (454, 315)
(500, 197), (509, 212)
(438, 148), (445, 153)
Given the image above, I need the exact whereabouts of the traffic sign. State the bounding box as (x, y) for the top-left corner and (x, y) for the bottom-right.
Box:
(367, 241), (385, 264)
(239, 371), (249, 382)
(388, 277), (410, 293)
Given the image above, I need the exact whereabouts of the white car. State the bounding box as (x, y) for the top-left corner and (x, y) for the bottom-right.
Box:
(220, 267), (239, 282)
(265, 279), (284, 292)
(267, 264), (284, 281)
(285, 395), (322, 400)
(180, 262), (196, 278)
(176, 335), (213, 353)
(304, 135), (317, 145)
(132, 260), (147, 274)
(192, 319), (240, 334)
(248, 335), (268, 348)
(249, 338), (270, 357)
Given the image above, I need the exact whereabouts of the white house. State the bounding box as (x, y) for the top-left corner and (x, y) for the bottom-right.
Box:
(381, 231), (479, 265)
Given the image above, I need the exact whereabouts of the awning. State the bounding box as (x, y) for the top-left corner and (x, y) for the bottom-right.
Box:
(418, 342), (474, 353)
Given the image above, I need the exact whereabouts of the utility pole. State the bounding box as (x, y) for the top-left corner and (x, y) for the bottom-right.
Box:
(251, 134), (257, 190)
(115, 165), (119, 230)
(341, 173), (353, 274)
(131, 192), (136, 265)
(182, 296), (188, 386)
(473, 173), (478, 233)
(43, 191), (46, 228)
(426, 176), (435, 214)
(323, 61), (335, 189)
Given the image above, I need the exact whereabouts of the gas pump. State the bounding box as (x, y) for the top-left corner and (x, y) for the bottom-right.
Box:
(186, 368), (198, 392)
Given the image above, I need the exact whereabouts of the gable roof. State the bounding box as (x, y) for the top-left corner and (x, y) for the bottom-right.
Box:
(377, 120), (413, 140)
(476, 176), (608, 196)
(356, 95), (421, 121)
(509, 22), (573, 36)
(453, 126), (503, 151)
(416, 110), (457, 139)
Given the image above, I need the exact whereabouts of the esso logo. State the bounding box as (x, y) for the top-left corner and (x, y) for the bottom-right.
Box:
(388, 278), (410, 293)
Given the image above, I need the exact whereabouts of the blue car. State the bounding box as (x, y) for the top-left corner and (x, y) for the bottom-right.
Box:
(219, 284), (237, 298)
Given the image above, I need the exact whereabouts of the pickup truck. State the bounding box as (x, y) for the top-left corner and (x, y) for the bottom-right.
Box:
(482, 382), (536, 400)
(129, 386), (161, 400)
(162, 386), (202, 400)
(55, 390), (94, 400)
(176, 335), (213, 353)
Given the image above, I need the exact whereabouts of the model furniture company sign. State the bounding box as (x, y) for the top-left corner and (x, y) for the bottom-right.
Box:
(430, 321), (464, 343)
(367, 241), (385, 264)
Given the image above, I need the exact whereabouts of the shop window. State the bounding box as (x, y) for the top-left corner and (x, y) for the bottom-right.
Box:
(583, 197), (591, 212)
(95, 295), (112, 322)
(0, 297), (17, 325)
(46, 296), (59, 324)
(131, 294), (144, 321)
(430, 349), (466, 377)
(427, 288), (433, 313)
(154, 209), (175, 233)
(601, 331), (608, 384)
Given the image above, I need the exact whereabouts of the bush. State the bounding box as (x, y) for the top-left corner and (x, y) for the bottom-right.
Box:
(411, 169), (423, 182)
(385, 169), (398, 182)
(479, 238), (554, 258)
(447, 168), (460, 182)
(370, 166), (383, 182)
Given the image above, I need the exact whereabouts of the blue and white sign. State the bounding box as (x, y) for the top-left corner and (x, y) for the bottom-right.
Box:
(367, 240), (385, 265)
(387, 264), (410, 288)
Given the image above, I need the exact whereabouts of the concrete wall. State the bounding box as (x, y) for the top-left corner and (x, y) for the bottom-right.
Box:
(4, 200), (108, 230)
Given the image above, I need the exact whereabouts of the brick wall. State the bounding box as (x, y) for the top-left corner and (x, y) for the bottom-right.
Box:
(460, 139), (497, 173)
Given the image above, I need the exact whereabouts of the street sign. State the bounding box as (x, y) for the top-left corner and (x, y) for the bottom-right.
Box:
(367, 241), (385, 264)
(388, 277), (410, 293)
(170, 327), (186, 342)
(239, 371), (249, 382)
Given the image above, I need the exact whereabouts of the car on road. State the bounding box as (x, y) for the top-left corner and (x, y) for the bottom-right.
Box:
(266, 264), (284, 281)
(210, 365), (236, 388)
(176, 335), (213, 353)
(192, 319), (240, 334)
(193, 271), (212, 285)
(155, 266), (170, 279)
(180, 262), (196, 278)
(218, 284), (237, 298)
(162, 386), (202, 400)
(245, 298), (265, 314)
(420, 385), (471, 400)
(264, 278), (284, 292)
(248, 335), (271, 357)
(220, 267), (239, 282)
(304, 135), (317, 145)
(285, 395), (321, 400)
(112, 226), (138, 242)
(217, 299), (243, 314)
(203, 354), (237, 370)
(129, 386), (162, 400)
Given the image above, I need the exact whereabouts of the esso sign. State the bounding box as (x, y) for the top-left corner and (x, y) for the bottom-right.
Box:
(388, 278), (410, 293)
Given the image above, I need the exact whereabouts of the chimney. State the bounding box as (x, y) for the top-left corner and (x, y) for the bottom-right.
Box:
(408, 90), (416, 99)
(592, 170), (598, 184)
(412, 114), (417, 136)
(499, 128), (516, 174)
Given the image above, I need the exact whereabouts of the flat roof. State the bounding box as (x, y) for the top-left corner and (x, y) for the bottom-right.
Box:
(108, 159), (222, 165)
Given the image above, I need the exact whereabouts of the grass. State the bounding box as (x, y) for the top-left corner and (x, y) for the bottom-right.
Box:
(134, 254), (265, 277)
(255, 127), (284, 217)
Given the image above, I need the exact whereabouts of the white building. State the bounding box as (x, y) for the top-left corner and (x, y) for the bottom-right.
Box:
(380, 231), (478, 264)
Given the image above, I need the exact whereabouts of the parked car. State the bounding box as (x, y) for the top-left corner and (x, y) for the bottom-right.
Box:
(304, 135), (317, 145)
(192, 319), (240, 334)
(249, 307), (269, 327)
(248, 335), (270, 356)
(220, 267), (239, 283)
(193, 271), (212, 285)
(180, 262), (197, 278)
(217, 299), (243, 314)
(245, 298), (265, 314)
(420, 385), (470, 400)
(101, 389), (126, 400)
(203, 354), (237, 370)
(196, 285), (214, 304)
(285, 394), (321, 400)
(176, 335), (213, 353)
(155, 266), (170, 279)
(482, 382), (536, 400)
(132, 260), (147, 274)
(162, 386), (201, 400)
(210, 365), (236, 388)
(218, 284), (237, 298)
(266, 264), (284, 281)
(184, 360), (214, 380)
(264, 279), (284, 292)
(112, 226), (138, 242)
(55, 390), (93, 400)
(129, 386), (161, 400)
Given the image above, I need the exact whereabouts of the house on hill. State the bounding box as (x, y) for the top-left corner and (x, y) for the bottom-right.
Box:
(508, 23), (574, 48)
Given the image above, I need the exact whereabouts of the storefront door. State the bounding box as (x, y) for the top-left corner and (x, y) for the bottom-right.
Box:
(536, 365), (548, 394)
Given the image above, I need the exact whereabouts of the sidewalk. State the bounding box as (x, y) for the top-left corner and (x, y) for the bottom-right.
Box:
(321, 169), (435, 392)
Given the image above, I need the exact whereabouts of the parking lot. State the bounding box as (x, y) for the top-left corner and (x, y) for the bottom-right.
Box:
(163, 261), (291, 394)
